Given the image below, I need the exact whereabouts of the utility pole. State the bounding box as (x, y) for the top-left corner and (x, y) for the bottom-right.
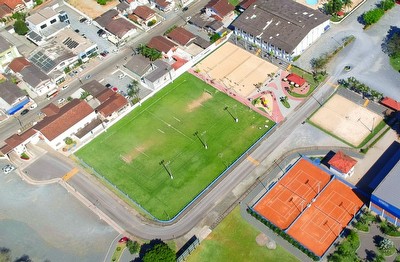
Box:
(194, 131), (208, 149)
(159, 160), (173, 179)
(224, 106), (238, 122)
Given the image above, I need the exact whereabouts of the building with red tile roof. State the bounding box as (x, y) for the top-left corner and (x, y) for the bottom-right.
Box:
(0, 129), (37, 155)
(328, 151), (358, 178)
(8, 57), (30, 73)
(133, 5), (156, 22)
(205, 0), (234, 20)
(147, 36), (177, 57)
(96, 88), (115, 104)
(33, 99), (97, 149)
(380, 97), (400, 111)
(238, 0), (256, 10)
(286, 73), (306, 87)
(167, 27), (196, 46)
(0, 0), (26, 12)
(96, 93), (128, 120)
(153, 0), (173, 12)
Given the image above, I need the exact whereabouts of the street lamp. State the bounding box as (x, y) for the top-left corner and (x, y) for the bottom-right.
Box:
(194, 131), (208, 149)
(224, 106), (238, 122)
(273, 159), (284, 173)
(159, 160), (173, 179)
(331, 36), (343, 48)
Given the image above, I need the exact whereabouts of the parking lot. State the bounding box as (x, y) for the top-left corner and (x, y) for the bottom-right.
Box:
(55, 3), (116, 53)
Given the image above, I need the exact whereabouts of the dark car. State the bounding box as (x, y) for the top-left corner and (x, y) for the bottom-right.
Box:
(74, 29), (80, 33)
(105, 83), (111, 88)
(79, 17), (87, 23)
(20, 109), (29, 115)
(182, 6), (188, 11)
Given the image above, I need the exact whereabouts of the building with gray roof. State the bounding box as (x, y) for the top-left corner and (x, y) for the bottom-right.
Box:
(231, 0), (330, 61)
(370, 143), (400, 226)
(124, 55), (152, 78)
(0, 79), (29, 115)
(144, 60), (174, 90)
(0, 34), (20, 73)
(19, 63), (57, 96)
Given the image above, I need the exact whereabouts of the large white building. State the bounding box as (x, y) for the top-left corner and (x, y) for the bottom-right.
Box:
(231, 0), (330, 61)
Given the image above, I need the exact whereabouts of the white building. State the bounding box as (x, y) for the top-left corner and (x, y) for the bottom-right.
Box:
(328, 151), (358, 178)
(0, 35), (20, 73)
(231, 0), (330, 61)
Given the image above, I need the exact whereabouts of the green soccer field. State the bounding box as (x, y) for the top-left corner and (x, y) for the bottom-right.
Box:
(76, 73), (273, 220)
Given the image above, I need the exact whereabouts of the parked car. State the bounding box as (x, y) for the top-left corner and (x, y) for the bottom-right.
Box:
(29, 103), (37, 110)
(185, 16), (191, 22)
(74, 29), (80, 33)
(20, 109), (29, 115)
(105, 83), (111, 88)
(62, 85), (69, 90)
(182, 6), (188, 11)
(85, 74), (91, 79)
(57, 98), (66, 104)
(118, 73), (125, 79)
(79, 17), (87, 23)
(2, 164), (15, 174)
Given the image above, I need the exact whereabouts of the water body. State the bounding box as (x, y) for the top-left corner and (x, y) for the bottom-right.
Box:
(0, 171), (118, 262)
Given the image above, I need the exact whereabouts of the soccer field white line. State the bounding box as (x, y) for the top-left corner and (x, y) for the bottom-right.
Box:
(148, 111), (194, 141)
(135, 147), (150, 158)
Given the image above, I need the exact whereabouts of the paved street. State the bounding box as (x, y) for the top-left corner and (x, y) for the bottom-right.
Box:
(295, 0), (400, 100)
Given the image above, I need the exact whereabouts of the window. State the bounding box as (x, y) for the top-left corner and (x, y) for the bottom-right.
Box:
(50, 19), (57, 24)
(40, 24), (47, 29)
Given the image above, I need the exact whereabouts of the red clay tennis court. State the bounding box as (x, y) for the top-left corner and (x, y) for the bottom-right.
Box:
(254, 159), (331, 229)
(287, 179), (364, 256)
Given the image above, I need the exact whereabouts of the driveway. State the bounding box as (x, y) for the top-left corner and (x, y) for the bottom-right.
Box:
(294, 0), (400, 100)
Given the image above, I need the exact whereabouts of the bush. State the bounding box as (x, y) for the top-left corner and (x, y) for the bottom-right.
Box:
(147, 19), (156, 27)
(20, 152), (30, 160)
(210, 33), (221, 43)
(126, 240), (140, 254)
(64, 137), (74, 145)
(380, 221), (400, 236)
(14, 20), (28, 35)
(97, 0), (107, 5)
(363, 8), (384, 25)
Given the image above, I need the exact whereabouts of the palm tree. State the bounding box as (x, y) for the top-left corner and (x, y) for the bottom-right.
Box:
(127, 80), (140, 104)
(342, 0), (352, 11)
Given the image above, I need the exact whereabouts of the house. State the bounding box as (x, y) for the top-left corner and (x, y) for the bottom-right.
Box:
(143, 59), (174, 89)
(131, 5), (157, 26)
(0, 0), (32, 14)
(33, 99), (97, 149)
(369, 144), (400, 226)
(0, 4), (12, 19)
(25, 7), (69, 44)
(96, 92), (128, 121)
(124, 55), (152, 79)
(81, 80), (107, 97)
(94, 9), (137, 43)
(9, 57), (57, 96)
(0, 129), (38, 156)
(0, 79), (30, 115)
(0, 35), (21, 73)
(167, 27), (196, 46)
(116, 1), (130, 14)
(152, 0), (174, 12)
(231, 0), (330, 61)
(238, 0), (256, 11)
(205, 0), (235, 22)
(147, 36), (177, 58)
(327, 151), (357, 178)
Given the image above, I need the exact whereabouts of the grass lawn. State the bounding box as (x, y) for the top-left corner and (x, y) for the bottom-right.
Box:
(187, 207), (299, 262)
(76, 73), (272, 220)
(289, 66), (327, 97)
(228, 0), (240, 6)
(390, 55), (400, 71)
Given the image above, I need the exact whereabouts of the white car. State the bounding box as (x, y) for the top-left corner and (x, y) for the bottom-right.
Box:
(29, 103), (37, 110)
(57, 98), (66, 104)
(186, 16), (191, 22)
(2, 164), (15, 174)
(61, 85), (69, 90)
(118, 73), (125, 79)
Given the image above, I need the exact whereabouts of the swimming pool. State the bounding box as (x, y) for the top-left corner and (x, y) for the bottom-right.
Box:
(306, 0), (318, 5)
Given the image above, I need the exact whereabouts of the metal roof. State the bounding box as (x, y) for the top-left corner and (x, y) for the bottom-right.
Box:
(372, 147), (400, 208)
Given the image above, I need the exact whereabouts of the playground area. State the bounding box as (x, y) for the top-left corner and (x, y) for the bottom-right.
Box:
(309, 94), (383, 147)
(287, 180), (364, 257)
(195, 42), (278, 98)
(253, 158), (364, 257)
(254, 159), (331, 229)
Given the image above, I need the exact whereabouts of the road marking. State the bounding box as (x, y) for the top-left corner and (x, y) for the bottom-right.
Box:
(62, 167), (79, 181)
(247, 156), (260, 166)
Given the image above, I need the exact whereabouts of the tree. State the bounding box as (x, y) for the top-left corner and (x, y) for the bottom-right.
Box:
(0, 248), (11, 262)
(210, 33), (221, 43)
(139, 45), (162, 61)
(143, 242), (175, 262)
(378, 238), (394, 252)
(310, 55), (328, 73)
(13, 20), (28, 35)
(380, 0), (395, 11)
(342, 0), (353, 10)
(324, 0), (343, 15)
(126, 240), (140, 254)
(363, 8), (384, 25)
(386, 32), (400, 57)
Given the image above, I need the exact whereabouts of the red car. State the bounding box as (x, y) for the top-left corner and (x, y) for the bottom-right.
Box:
(118, 237), (130, 243)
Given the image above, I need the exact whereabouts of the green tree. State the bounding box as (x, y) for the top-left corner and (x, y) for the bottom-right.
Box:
(310, 55), (328, 73)
(386, 32), (400, 57)
(14, 20), (29, 35)
(139, 45), (162, 61)
(210, 33), (221, 43)
(0, 248), (11, 262)
(380, 0), (395, 11)
(143, 242), (175, 262)
(97, 0), (107, 5)
(324, 0), (343, 15)
(126, 240), (140, 254)
(363, 8), (384, 25)
(342, 0), (353, 10)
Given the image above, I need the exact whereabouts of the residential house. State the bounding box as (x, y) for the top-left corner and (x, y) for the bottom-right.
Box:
(231, 0), (330, 61)
(116, 1), (130, 14)
(81, 80), (107, 98)
(0, 0), (33, 14)
(130, 5), (157, 26)
(167, 27), (196, 46)
(124, 55), (152, 80)
(25, 7), (69, 44)
(9, 57), (56, 96)
(94, 9), (137, 45)
(0, 129), (38, 156)
(143, 59), (174, 89)
(33, 99), (97, 149)
(0, 35), (21, 73)
(237, 0), (256, 11)
(0, 79), (30, 115)
(147, 36), (177, 58)
(328, 151), (357, 178)
(96, 92), (128, 121)
(0, 4), (12, 19)
(205, 0), (235, 22)
(152, 0), (174, 12)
